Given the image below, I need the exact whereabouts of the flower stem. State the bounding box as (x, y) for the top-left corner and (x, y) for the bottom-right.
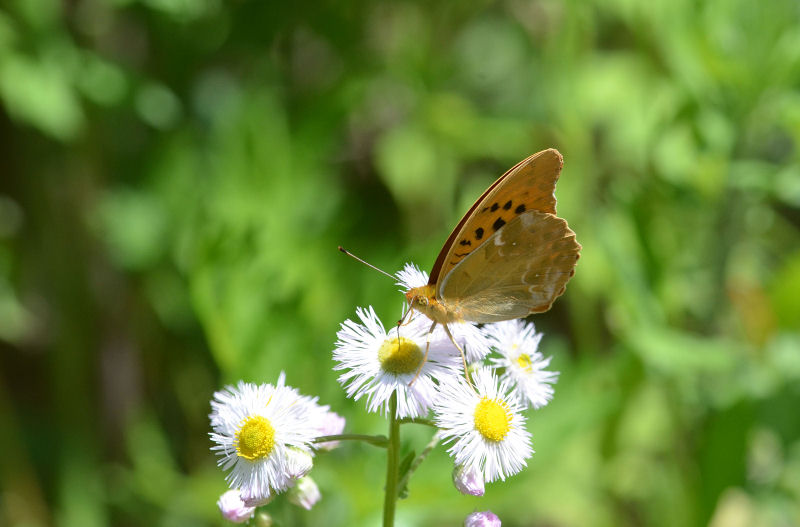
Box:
(312, 434), (388, 448)
(397, 417), (436, 427)
(383, 392), (400, 527)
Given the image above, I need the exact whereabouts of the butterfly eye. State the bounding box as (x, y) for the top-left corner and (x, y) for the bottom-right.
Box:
(417, 296), (429, 306)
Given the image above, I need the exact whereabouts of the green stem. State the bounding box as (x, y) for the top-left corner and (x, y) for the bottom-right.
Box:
(397, 417), (436, 427)
(312, 434), (388, 448)
(383, 392), (400, 527)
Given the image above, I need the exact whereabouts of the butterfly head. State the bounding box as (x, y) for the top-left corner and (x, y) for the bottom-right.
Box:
(405, 284), (452, 325)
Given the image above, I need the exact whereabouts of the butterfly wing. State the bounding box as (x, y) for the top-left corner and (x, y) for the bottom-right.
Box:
(439, 210), (580, 323)
(428, 148), (563, 287)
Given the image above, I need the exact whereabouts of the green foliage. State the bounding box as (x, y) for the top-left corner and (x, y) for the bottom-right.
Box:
(1, 0), (800, 526)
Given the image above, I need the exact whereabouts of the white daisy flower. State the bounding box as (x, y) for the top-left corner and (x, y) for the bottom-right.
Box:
(484, 320), (558, 409)
(395, 261), (428, 292)
(450, 322), (493, 363)
(434, 367), (532, 483)
(333, 305), (461, 418)
(209, 378), (317, 504)
(395, 262), (492, 362)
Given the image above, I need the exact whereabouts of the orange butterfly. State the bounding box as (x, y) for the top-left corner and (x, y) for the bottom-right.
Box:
(404, 148), (580, 361)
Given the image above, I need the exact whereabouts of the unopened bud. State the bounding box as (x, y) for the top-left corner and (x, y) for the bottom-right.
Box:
(287, 476), (321, 510)
(465, 510), (501, 527)
(217, 490), (255, 523)
(452, 465), (485, 497)
(253, 511), (274, 527)
(240, 488), (274, 508)
(285, 447), (314, 479)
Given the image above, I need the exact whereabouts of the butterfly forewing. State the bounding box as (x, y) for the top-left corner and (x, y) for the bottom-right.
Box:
(428, 149), (563, 287)
(438, 210), (580, 323)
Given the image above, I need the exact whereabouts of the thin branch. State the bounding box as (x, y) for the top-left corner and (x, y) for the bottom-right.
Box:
(397, 417), (436, 427)
(312, 434), (388, 448)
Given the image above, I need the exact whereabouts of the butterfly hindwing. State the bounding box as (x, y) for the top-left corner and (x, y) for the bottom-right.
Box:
(429, 149), (563, 288)
(438, 210), (580, 323)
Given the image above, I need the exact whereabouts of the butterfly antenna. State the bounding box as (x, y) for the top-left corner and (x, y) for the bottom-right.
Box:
(338, 246), (395, 280)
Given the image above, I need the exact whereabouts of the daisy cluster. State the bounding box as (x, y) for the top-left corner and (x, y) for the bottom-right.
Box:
(208, 262), (559, 525)
(334, 263), (558, 485)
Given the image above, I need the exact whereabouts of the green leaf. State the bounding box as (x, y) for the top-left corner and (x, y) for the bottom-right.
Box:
(396, 450), (416, 500)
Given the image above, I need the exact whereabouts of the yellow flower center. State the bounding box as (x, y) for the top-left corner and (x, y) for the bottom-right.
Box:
(235, 415), (275, 461)
(473, 397), (511, 442)
(378, 337), (424, 375)
(515, 353), (533, 373)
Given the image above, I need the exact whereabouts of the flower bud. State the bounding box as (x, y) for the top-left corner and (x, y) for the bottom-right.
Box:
(287, 476), (321, 510)
(217, 490), (255, 523)
(452, 465), (485, 497)
(465, 510), (501, 527)
(285, 447), (314, 479)
(253, 511), (274, 527)
(240, 488), (274, 508)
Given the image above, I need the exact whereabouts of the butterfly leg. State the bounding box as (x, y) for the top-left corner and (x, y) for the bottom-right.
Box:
(409, 320), (437, 387)
(442, 323), (471, 385)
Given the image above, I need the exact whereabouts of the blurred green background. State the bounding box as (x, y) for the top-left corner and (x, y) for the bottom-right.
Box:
(2, 0), (800, 526)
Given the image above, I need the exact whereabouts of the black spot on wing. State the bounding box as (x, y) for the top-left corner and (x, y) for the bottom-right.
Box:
(475, 227), (484, 239)
(493, 218), (506, 231)
(459, 239), (471, 246)
(490, 203), (499, 212)
(515, 204), (526, 214)
(503, 200), (512, 210)
(454, 251), (470, 257)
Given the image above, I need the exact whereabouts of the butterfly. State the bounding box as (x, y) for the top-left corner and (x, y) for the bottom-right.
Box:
(404, 148), (581, 359)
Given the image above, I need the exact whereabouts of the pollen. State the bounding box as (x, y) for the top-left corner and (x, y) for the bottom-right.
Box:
(235, 415), (275, 461)
(473, 397), (511, 442)
(515, 353), (533, 373)
(378, 336), (424, 375)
